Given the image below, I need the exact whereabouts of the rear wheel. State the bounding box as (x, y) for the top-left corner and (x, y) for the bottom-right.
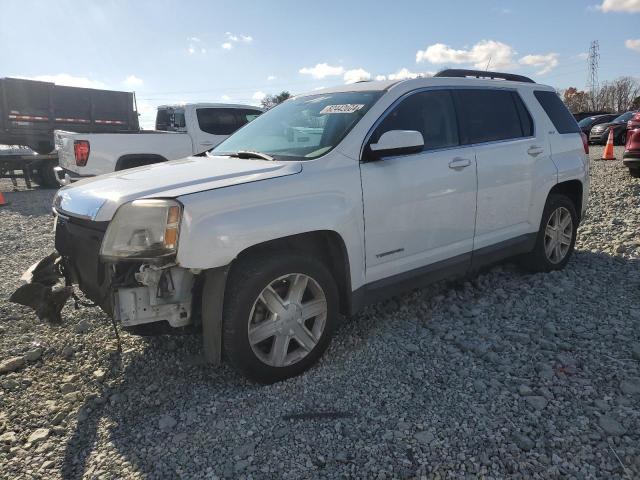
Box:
(220, 253), (338, 383)
(619, 131), (627, 146)
(520, 194), (578, 273)
(630, 168), (640, 179)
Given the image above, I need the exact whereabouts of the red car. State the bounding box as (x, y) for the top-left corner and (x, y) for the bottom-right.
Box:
(623, 128), (640, 178)
(627, 112), (640, 133)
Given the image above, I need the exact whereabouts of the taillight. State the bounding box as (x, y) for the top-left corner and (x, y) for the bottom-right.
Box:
(73, 140), (90, 166)
(580, 132), (589, 155)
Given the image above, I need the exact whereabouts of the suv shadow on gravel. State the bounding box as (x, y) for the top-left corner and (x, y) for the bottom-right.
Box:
(59, 249), (640, 478)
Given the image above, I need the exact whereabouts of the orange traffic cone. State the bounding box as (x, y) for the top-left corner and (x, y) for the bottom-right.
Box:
(601, 128), (616, 160)
(0, 191), (8, 207)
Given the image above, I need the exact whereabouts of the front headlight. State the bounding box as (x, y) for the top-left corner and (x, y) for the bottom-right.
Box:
(100, 199), (182, 261)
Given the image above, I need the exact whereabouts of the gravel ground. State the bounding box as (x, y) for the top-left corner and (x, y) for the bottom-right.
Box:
(1, 146), (639, 479)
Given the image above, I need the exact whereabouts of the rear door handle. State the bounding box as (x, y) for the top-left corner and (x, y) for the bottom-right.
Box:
(200, 141), (214, 146)
(527, 146), (544, 157)
(448, 157), (471, 170)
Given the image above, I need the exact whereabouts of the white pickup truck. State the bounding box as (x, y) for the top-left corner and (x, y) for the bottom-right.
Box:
(53, 103), (262, 184)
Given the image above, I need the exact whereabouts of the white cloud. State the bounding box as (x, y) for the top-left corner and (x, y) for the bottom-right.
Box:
(577, 52), (589, 59)
(223, 32), (253, 48)
(25, 74), (106, 89)
(221, 94), (231, 101)
(387, 68), (433, 80)
(598, 0), (640, 12)
(416, 40), (516, 69)
(299, 63), (345, 79)
(518, 53), (559, 74)
(625, 38), (640, 52)
(252, 91), (266, 101)
(344, 68), (371, 84)
(374, 75), (387, 81)
(267, 75), (276, 81)
(187, 36), (206, 55)
(123, 75), (143, 88)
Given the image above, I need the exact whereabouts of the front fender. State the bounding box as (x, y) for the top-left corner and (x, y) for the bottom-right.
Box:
(175, 166), (366, 290)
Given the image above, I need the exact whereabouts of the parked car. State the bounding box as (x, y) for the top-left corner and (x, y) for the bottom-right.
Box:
(573, 111), (613, 122)
(53, 103), (263, 185)
(19, 69), (588, 382)
(589, 111), (637, 145)
(623, 128), (640, 178)
(577, 114), (618, 136)
(627, 111), (640, 133)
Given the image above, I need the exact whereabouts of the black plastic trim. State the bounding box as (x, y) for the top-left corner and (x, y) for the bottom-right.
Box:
(349, 233), (536, 315)
(435, 69), (535, 83)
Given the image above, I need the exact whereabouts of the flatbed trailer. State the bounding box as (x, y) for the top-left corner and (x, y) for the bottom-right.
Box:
(0, 151), (59, 189)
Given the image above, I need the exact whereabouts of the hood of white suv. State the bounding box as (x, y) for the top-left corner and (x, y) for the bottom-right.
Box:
(54, 155), (302, 221)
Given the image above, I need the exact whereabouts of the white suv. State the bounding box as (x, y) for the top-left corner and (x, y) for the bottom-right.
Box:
(24, 69), (589, 382)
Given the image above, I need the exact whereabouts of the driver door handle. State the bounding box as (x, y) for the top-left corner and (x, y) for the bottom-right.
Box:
(527, 145), (544, 157)
(448, 157), (471, 170)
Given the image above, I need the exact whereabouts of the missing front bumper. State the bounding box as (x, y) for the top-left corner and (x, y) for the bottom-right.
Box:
(113, 265), (195, 328)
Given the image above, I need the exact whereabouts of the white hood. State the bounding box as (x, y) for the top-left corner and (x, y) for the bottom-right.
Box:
(54, 155), (302, 221)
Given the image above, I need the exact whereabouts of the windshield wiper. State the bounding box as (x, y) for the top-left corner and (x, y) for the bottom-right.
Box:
(229, 151), (276, 161)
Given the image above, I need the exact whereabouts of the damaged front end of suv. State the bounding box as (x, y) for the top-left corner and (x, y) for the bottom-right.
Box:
(11, 195), (198, 335)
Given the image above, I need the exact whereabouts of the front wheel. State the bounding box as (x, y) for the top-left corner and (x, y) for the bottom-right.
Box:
(520, 194), (578, 273)
(220, 253), (339, 383)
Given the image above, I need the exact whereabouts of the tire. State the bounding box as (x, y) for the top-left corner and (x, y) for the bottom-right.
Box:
(37, 164), (60, 188)
(220, 252), (339, 383)
(630, 168), (640, 179)
(619, 131), (627, 146)
(520, 194), (578, 273)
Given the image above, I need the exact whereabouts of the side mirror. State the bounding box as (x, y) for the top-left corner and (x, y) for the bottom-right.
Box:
(367, 130), (424, 160)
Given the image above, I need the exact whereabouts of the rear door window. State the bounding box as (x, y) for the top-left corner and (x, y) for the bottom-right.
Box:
(197, 108), (238, 135)
(452, 89), (525, 144)
(197, 108), (262, 135)
(373, 90), (459, 151)
(534, 90), (580, 134)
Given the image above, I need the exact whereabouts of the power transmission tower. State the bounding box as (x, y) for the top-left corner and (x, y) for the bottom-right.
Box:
(587, 41), (600, 110)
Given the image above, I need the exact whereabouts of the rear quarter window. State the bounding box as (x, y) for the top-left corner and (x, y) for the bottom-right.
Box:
(534, 91), (580, 134)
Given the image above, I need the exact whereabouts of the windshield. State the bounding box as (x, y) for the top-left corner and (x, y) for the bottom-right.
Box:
(211, 91), (383, 161)
(578, 116), (598, 127)
(613, 111), (634, 123)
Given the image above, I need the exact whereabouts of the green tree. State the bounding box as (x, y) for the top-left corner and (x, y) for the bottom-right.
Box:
(261, 91), (292, 110)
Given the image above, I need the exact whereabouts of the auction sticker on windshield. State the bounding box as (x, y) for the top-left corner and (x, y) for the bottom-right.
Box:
(320, 104), (365, 114)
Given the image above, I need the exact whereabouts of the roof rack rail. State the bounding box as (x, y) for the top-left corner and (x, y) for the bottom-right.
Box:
(434, 69), (535, 83)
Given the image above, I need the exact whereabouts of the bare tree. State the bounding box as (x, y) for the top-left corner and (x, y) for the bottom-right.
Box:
(564, 76), (640, 113)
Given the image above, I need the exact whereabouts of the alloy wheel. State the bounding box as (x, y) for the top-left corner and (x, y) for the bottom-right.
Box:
(247, 273), (327, 367)
(544, 207), (573, 264)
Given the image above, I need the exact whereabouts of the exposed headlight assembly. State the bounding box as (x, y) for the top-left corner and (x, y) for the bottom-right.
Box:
(100, 199), (182, 261)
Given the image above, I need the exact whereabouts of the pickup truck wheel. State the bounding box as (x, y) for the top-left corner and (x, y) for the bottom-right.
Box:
(222, 253), (338, 383)
(520, 194), (577, 273)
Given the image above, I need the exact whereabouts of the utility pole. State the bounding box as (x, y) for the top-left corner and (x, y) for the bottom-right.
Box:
(587, 40), (600, 111)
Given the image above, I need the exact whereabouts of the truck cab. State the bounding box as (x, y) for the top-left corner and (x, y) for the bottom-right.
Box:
(54, 103), (263, 184)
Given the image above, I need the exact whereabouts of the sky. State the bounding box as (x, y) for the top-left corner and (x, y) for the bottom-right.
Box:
(1, 0), (639, 128)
